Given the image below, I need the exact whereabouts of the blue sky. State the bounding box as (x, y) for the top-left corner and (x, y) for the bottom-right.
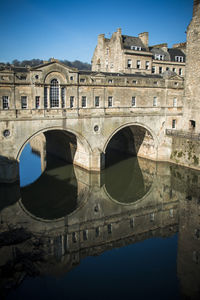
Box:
(0, 0), (193, 64)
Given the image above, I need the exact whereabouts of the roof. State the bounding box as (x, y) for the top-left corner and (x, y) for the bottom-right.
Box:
(168, 48), (186, 62)
(122, 35), (147, 51)
(149, 47), (170, 61)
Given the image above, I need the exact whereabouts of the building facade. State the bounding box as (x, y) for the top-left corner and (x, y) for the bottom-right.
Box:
(91, 29), (186, 77)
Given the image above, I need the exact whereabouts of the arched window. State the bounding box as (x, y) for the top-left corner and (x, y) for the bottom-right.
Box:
(50, 79), (59, 107)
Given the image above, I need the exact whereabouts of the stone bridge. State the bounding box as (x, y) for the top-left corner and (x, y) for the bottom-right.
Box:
(0, 61), (184, 175)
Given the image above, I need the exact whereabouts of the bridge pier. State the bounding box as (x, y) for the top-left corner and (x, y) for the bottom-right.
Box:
(74, 144), (105, 172)
(0, 156), (19, 183)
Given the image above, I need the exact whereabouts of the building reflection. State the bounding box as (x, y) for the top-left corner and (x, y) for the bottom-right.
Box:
(0, 154), (200, 299)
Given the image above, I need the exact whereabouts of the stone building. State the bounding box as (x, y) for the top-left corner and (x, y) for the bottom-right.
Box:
(0, 0), (200, 173)
(183, 0), (200, 132)
(91, 29), (186, 77)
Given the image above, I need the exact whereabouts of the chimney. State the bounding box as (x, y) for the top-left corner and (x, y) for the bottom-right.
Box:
(98, 34), (105, 48)
(138, 32), (149, 48)
(117, 28), (122, 35)
(193, 0), (200, 16)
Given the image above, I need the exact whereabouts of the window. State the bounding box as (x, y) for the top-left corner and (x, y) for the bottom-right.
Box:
(21, 96), (27, 109)
(70, 96), (74, 108)
(82, 96), (86, 107)
(70, 76), (74, 80)
(159, 67), (163, 74)
(172, 119), (176, 129)
(108, 79), (113, 83)
(190, 120), (196, 130)
(72, 232), (77, 243)
(127, 59), (132, 68)
(95, 227), (100, 237)
(80, 78), (85, 83)
(154, 54), (164, 60)
(95, 96), (100, 107)
(145, 61), (150, 70)
(130, 218), (134, 228)
(172, 67), (176, 73)
(107, 224), (112, 234)
(35, 96), (40, 109)
(173, 98), (177, 107)
(152, 66), (156, 74)
(131, 46), (141, 51)
(132, 80), (137, 84)
(153, 97), (157, 107)
(166, 67), (169, 71)
(137, 60), (141, 69)
(110, 63), (113, 69)
(132, 96), (136, 107)
(108, 96), (113, 107)
(2, 96), (9, 109)
(44, 87), (48, 108)
(61, 87), (65, 108)
(179, 68), (182, 76)
(175, 56), (184, 62)
(83, 230), (88, 241)
(50, 79), (59, 108)
(150, 213), (155, 222)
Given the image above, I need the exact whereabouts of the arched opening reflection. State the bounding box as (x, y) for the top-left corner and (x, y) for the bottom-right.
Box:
(103, 156), (156, 204)
(104, 124), (156, 204)
(20, 160), (78, 220)
(19, 130), (79, 219)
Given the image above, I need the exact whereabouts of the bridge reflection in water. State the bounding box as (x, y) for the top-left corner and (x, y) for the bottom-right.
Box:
(0, 142), (200, 299)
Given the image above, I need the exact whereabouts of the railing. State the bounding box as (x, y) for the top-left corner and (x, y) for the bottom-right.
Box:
(0, 106), (183, 120)
(166, 129), (200, 141)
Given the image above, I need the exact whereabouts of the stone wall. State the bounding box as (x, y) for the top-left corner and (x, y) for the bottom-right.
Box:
(170, 136), (200, 169)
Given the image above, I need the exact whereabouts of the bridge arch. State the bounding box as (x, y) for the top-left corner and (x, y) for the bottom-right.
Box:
(103, 122), (158, 163)
(16, 126), (93, 171)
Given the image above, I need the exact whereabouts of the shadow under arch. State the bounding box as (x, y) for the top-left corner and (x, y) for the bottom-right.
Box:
(16, 126), (93, 164)
(103, 122), (158, 169)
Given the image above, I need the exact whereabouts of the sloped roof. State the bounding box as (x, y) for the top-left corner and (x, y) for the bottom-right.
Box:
(168, 48), (186, 62)
(122, 35), (147, 51)
(149, 47), (170, 61)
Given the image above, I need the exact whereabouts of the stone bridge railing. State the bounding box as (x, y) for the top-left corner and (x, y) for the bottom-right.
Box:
(166, 129), (200, 141)
(0, 106), (183, 120)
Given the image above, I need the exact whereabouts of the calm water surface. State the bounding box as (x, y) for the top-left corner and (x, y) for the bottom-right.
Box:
(1, 143), (200, 299)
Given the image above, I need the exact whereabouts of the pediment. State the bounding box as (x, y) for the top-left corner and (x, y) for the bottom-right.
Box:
(32, 61), (77, 73)
(162, 70), (184, 81)
(31, 61), (78, 84)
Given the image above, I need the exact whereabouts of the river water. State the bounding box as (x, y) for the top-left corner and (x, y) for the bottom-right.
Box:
(1, 142), (200, 299)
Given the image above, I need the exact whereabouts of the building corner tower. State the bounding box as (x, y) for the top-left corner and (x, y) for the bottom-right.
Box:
(183, 0), (200, 131)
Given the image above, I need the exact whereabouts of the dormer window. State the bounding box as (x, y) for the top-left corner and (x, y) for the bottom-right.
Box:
(154, 54), (164, 60)
(131, 46), (142, 51)
(175, 56), (184, 62)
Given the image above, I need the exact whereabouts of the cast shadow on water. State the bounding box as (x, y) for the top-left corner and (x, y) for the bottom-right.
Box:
(1, 143), (200, 299)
